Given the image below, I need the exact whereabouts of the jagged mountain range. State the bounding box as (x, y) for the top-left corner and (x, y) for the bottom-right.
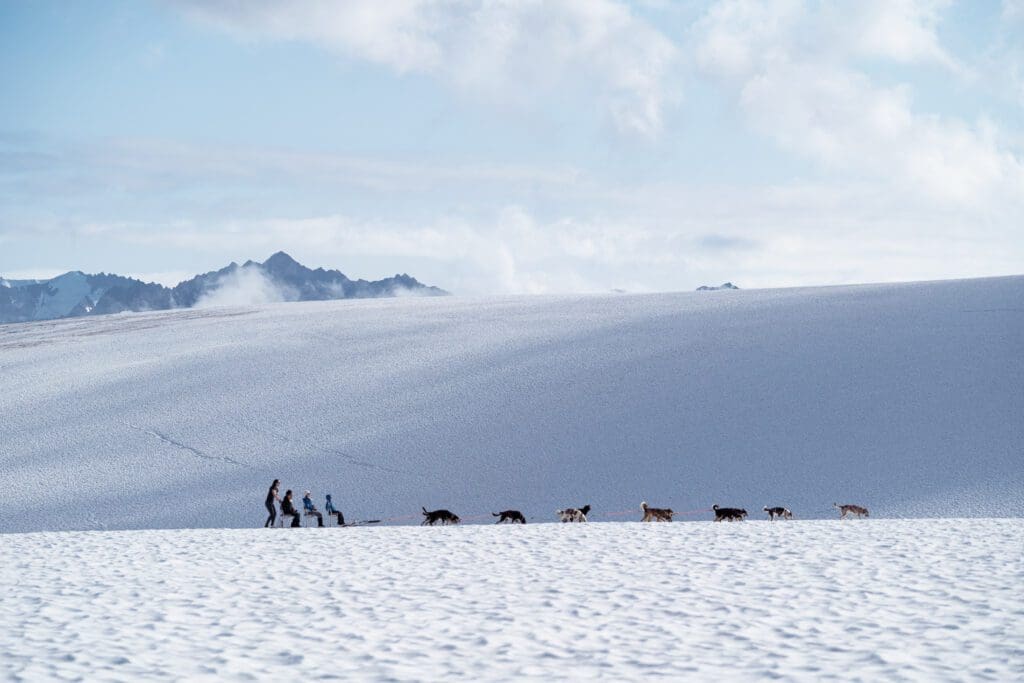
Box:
(0, 252), (447, 324)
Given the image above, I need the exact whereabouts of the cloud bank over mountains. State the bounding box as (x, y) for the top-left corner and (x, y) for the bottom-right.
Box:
(1, 1), (1022, 293)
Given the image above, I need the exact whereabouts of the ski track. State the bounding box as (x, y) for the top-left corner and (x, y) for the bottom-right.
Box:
(239, 419), (406, 475)
(124, 422), (253, 470)
(1, 520), (1020, 681)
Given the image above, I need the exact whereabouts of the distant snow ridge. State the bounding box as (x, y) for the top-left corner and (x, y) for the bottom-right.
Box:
(0, 275), (1021, 533)
(0, 251), (447, 324)
(697, 282), (739, 291)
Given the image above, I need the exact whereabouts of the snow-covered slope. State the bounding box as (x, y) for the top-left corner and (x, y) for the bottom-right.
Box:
(2, 520), (1021, 680)
(0, 276), (1022, 532)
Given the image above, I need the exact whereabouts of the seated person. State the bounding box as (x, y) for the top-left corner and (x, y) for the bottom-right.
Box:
(302, 490), (324, 527)
(325, 494), (345, 526)
(280, 490), (301, 527)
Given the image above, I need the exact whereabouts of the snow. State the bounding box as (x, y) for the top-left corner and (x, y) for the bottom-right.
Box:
(30, 271), (101, 320)
(1, 519), (1020, 680)
(0, 276), (1022, 533)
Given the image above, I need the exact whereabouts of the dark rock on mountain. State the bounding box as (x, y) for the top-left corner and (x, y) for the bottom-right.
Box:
(0, 252), (447, 324)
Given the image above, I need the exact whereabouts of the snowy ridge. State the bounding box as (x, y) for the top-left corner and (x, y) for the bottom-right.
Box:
(1, 520), (1021, 680)
(0, 276), (1022, 533)
(0, 252), (446, 324)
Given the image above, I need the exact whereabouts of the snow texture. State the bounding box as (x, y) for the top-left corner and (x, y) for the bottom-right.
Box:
(1, 520), (1021, 680)
(0, 276), (1022, 533)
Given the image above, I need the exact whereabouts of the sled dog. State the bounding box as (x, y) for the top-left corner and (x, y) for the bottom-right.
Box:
(763, 506), (792, 520)
(493, 510), (526, 524)
(640, 501), (674, 522)
(422, 507), (460, 525)
(834, 503), (869, 519)
(712, 504), (747, 522)
(556, 504), (591, 523)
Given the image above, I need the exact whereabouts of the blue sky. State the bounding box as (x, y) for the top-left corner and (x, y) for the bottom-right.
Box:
(1, 0), (1022, 293)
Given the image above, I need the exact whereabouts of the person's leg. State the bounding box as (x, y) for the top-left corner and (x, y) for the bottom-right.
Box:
(265, 503), (276, 527)
(336, 511), (345, 526)
(291, 513), (301, 527)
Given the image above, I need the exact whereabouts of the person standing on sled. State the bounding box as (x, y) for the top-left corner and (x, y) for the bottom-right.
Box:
(280, 490), (302, 527)
(302, 490), (324, 527)
(264, 479), (280, 527)
(325, 494), (345, 526)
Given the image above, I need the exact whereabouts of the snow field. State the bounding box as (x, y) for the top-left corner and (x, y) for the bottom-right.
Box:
(2, 276), (1023, 533)
(1, 519), (1021, 681)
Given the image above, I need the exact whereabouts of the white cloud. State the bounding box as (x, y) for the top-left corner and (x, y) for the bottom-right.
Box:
(194, 266), (291, 308)
(843, 0), (957, 68)
(175, 0), (679, 136)
(51, 177), (1024, 296)
(1003, 0), (1024, 21)
(694, 0), (1024, 206)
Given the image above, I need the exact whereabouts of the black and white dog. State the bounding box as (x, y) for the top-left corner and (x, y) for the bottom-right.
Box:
(763, 506), (792, 520)
(556, 504), (591, 523)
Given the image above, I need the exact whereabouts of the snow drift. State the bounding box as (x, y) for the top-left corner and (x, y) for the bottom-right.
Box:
(0, 276), (1022, 532)
(2, 520), (1021, 680)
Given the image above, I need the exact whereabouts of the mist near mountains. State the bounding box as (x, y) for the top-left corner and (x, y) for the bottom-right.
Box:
(0, 252), (447, 324)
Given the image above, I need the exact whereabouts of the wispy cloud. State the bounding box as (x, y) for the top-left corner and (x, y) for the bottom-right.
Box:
(194, 266), (290, 307)
(174, 0), (680, 136)
(693, 0), (1024, 206)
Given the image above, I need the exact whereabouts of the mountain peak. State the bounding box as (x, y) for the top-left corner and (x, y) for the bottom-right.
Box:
(1, 253), (448, 324)
(264, 251), (299, 267)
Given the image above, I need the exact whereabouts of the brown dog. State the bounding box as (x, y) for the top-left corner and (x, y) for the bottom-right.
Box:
(640, 501), (674, 522)
(834, 503), (868, 519)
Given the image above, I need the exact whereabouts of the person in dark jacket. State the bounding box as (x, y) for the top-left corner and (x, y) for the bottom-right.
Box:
(302, 490), (324, 527)
(325, 494), (345, 526)
(264, 479), (280, 527)
(280, 490), (301, 528)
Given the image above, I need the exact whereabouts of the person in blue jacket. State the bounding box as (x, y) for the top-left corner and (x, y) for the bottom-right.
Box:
(325, 494), (345, 526)
(302, 490), (324, 527)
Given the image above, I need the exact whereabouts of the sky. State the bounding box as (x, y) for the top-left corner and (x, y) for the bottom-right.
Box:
(1, 0), (1022, 294)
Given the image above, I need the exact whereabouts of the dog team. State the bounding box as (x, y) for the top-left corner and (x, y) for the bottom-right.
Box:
(266, 480), (868, 526)
(424, 501), (868, 525)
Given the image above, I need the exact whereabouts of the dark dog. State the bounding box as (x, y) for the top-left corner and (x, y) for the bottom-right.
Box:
(640, 501), (674, 522)
(763, 506), (792, 520)
(422, 507), (460, 525)
(493, 510), (526, 524)
(712, 504), (747, 522)
(834, 503), (868, 519)
(556, 504), (591, 523)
